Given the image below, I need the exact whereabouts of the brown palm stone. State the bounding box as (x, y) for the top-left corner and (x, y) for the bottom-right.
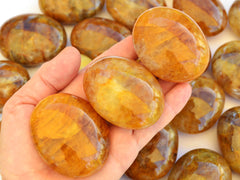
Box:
(0, 61), (30, 112)
(172, 76), (225, 134)
(168, 149), (232, 180)
(218, 107), (240, 174)
(71, 17), (131, 59)
(31, 93), (109, 177)
(106, 0), (166, 29)
(0, 14), (66, 66)
(39, 0), (104, 24)
(212, 41), (240, 100)
(83, 57), (164, 129)
(126, 125), (178, 180)
(173, 0), (227, 36)
(133, 7), (210, 82)
(229, 0), (240, 37)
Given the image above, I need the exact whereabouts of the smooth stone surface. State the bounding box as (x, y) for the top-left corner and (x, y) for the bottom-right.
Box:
(229, 0), (240, 37)
(218, 106), (240, 174)
(173, 0), (227, 36)
(106, 0), (166, 29)
(39, 0), (104, 24)
(168, 148), (232, 180)
(71, 17), (131, 59)
(212, 41), (240, 100)
(126, 125), (178, 180)
(83, 57), (164, 129)
(172, 76), (225, 134)
(133, 7), (210, 82)
(0, 14), (66, 66)
(0, 60), (29, 112)
(31, 93), (109, 177)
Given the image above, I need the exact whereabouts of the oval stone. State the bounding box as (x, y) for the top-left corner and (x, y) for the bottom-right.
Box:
(212, 41), (240, 100)
(126, 125), (178, 179)
(0, 61), (30, 112)
(71, 17), (131, 59)
(31, 93), (109, 177)
(0, 14), (67, 66)
(83, 57), (164, 129)
(218, 106), (240, 174)
(39, 0), (105, 24)
(106, 0), (166, 29)
(168, 148), (232, 180)
(133, 7), (210, 82)
(173, 0), (227, 36)
(172, 76), (225, 133)
(229, 0), (240, 37)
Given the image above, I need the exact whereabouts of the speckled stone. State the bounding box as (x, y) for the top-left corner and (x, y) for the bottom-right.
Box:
(133, 7), (210, 82)
(172, 76), (225, 133)
(71, 17), (131, 59)
(0, 61), (30, 112)
(212, 41), (240, 100)
(31, 93), (110, 177)
(173, 0), (227, 36)
(168, 148), (232, 180)
(0, 14), (66, 66)
(39, 0), (105, 24)
(83, 56), (164, 129)
(126, 125), (178, 180)
(106, 0), (166, 29)
(229, 0), (240, 37)
(218, 106), (240, 174)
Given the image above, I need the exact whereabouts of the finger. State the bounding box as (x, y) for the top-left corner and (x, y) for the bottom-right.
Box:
(159, 80), (177, 95)
(62, 36), (137, 98)
(133, 82), (192, 149)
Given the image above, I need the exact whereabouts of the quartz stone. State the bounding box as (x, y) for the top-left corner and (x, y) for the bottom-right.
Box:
(0, 14), (66, 66)
(83, 57), (164, 129)
(168, 148), (232, 180)
(106, 0), (166, 29)
(71, 17), (131, 59)
(173, 0), (227, 36)
(212, 41), (240, 100)
(31, 93), (109, 177)
(0, 61), (30, 112)
(133, 7), (210, 82)
(229, 0), (240, 37)
(217, 106), (240, 174)
(171, 76), (225, 133)
(39, 0), (104, 25)
(126, 125), (178, 180)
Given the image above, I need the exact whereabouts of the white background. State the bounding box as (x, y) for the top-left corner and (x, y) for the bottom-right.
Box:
(0, 0), (240, 179)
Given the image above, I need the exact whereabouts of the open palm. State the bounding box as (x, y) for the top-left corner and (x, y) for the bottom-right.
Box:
(0, 36), (191, 180)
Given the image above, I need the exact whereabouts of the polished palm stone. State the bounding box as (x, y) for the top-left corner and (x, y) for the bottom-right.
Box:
(0, 14), (66, 66)
(172, 76), (225, 134)
(31, 93), (109, 177)
(83, 57), (164, 129)
(173, 0), (227, 36)
(212, 41), (240, 99)
(39, 0), (104, 24)
(71, 17), (131, 59)
(133, 7), (210, 82)
(0, 61), (30, 112)
(218, 107), (240, 174)
(229, 0), (240, 37)
(106, 0), (166, 29)
(126, 125), (178, 180)
(168, 148), (232, 180)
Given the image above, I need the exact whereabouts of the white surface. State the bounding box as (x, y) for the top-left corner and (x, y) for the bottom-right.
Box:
(0, 0), (240, 179)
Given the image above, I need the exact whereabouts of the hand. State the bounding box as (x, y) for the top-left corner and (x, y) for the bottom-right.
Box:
(0, 36), (191, 180)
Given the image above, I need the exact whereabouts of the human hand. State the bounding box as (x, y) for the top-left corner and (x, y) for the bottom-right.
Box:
(0, 36), (191, 180)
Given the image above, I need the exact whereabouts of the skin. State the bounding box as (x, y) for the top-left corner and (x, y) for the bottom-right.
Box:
(0, 36), (191, 180)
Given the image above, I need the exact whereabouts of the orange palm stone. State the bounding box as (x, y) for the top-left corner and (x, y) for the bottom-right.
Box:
(133, 7), (210, 82)
(31, 93), (109, 177)
(83, 57), (164, 129)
